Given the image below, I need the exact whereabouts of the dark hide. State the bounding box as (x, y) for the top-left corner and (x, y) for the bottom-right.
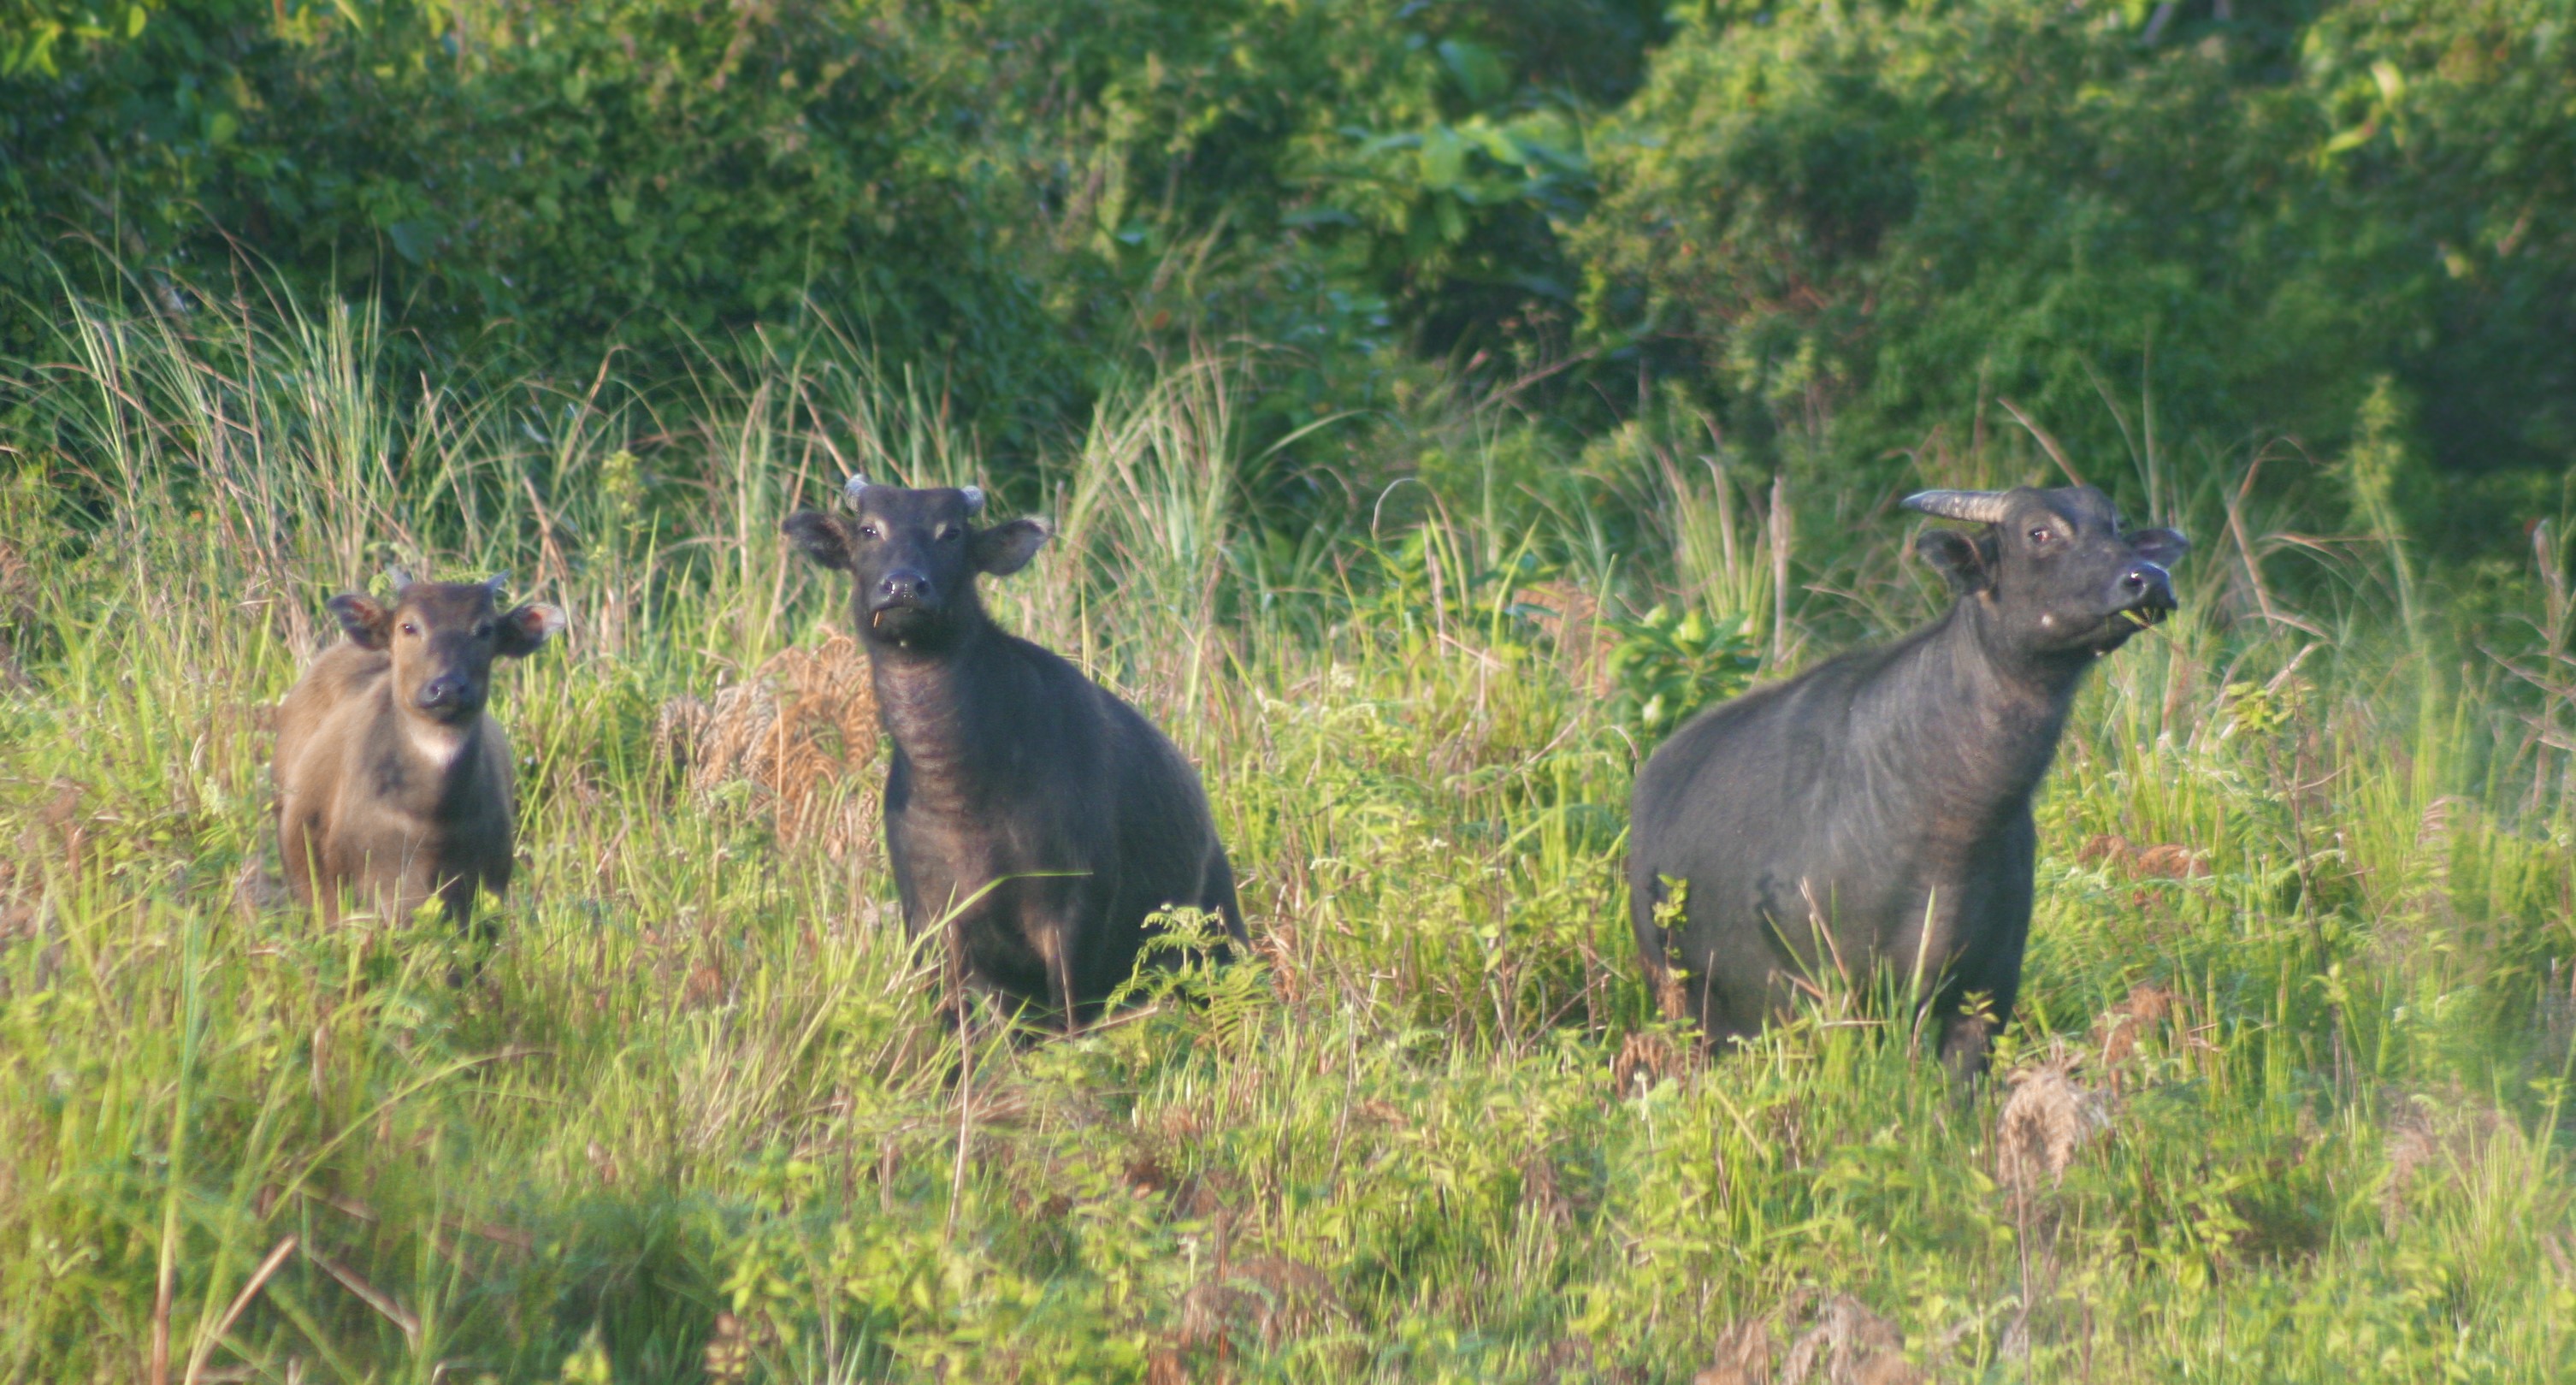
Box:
(783, 482), (1247, 1026)
(1627, 485), (2185, 1070)
(275, 574), (564, 927)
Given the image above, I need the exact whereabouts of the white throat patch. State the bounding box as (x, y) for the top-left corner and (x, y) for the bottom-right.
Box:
(405, 716), (473, 770)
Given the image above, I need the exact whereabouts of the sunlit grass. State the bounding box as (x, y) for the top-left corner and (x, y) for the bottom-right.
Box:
(1, 296), (2572, 1382)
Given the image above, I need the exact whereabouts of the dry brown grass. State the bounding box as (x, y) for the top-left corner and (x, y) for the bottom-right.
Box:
(656, 632), (881, 859)
(1650, 961), (1694, 1026)
(2381, 1087), (2508, 1226)
(1612, 1027), (1693, 1097)
(2090, 982), (2176, 1068)
(1515, 579), (1616, 697)
(1996, 1048), (2109, 1199)
(1694, 1290), (1923, 1385)
(0, 534), (33, 689)
(1694, 1316), (1774, 1385)
(1174, 1252), (1341, 1358)
(2078, 834), (2212, 879)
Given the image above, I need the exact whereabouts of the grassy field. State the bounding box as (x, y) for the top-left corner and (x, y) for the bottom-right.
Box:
(2, 298), (2573, 1384)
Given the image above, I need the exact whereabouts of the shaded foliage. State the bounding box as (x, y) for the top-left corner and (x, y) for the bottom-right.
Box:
(1, 0), (1663, 459)
(1580, 0), (2576, 530)
(5, 0), (2573, 547)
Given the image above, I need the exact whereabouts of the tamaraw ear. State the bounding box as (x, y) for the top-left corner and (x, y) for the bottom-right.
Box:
(782, 511), (852, 571)
(326, 594), (394, 649)
(494, 603), (565, 658)
(2125, 527), (2189, 569)
(972, 518), (1052, 577)
(1915, 528), (1997, 595)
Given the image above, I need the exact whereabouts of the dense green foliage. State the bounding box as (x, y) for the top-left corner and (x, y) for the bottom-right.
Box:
(9, 1), (2573, 522)
(2, 0), (1657, 454)
(1582, 0), (2576, 518)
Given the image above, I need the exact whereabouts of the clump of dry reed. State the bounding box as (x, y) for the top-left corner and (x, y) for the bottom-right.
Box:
(1996, 1045), (2110, 1199)
(657, 632), (881, 858)
(1612, 1027), (1694, 1097)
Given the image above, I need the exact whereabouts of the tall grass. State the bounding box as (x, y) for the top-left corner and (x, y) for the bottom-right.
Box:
(0, 293), (2572, 1383)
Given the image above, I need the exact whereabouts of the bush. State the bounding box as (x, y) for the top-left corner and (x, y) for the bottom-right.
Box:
(0, 0), (1665, 463)
(1579, 0), (2576, 519)
(1604, 601), (1761, 737)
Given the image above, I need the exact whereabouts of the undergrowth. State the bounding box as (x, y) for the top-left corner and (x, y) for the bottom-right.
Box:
(1, 298), (2572, 1382)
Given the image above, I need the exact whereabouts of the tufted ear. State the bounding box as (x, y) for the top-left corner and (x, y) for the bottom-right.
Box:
(782, 511), (851, 571)
(1916, 528), (1998, 595)
(972, 518), (1052, 577)
(495, 602), (565, 658)
(326, 593), (394, 649)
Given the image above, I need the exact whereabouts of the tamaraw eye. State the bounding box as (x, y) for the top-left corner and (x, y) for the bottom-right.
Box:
(936, 526), (960, 542)
(860, 524), (882, 541)
(475, 623), (494, 639)
(2027, 527), (2053, 545)
(399, 622), (419, 637)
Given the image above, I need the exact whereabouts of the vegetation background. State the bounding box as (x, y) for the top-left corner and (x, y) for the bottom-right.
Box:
(3, 0), (2575, 1380)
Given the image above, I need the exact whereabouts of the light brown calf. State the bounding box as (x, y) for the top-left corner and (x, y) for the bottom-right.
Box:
(275, 571), (563, 927)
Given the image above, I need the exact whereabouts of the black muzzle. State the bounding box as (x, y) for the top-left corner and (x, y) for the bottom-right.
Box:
(416, 674), (485, 718)
(867, 569), (943, 642)
(2115, 562), (2176, 622)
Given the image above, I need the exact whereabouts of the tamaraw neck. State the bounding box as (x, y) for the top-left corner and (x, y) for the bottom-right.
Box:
(1860, 601), (2090, 840)
(866, 621), (998, 819)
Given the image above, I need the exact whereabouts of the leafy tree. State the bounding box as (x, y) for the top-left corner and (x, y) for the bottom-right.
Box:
(3, 0), (1663, 459)
(1579, 0), (2576, 524)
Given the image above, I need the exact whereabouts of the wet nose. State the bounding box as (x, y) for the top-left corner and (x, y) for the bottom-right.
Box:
(417, 675), (473, 709)
(878, 569), (932, 605)
(2117, 562), (2174, 609)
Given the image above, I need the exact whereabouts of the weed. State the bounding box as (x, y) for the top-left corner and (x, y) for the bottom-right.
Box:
(1, 295), (2572, 1382)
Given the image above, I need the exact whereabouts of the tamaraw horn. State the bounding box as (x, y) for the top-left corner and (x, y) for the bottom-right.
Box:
(1900, 489), (2012, 524)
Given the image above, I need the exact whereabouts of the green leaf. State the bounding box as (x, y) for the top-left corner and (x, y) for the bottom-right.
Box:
(387, 219), (436, 264)
(1437, 38), (1506, 107)
(1418, 126), (1466, 192)
(2370, 60), (2405, 106)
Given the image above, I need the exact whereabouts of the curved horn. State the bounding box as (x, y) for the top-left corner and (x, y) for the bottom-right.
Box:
(842, 473), (871, 502)
(383, 566), (416, 595)
(1901, 489), (2012, 524)
(960, 485), (985, 515)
